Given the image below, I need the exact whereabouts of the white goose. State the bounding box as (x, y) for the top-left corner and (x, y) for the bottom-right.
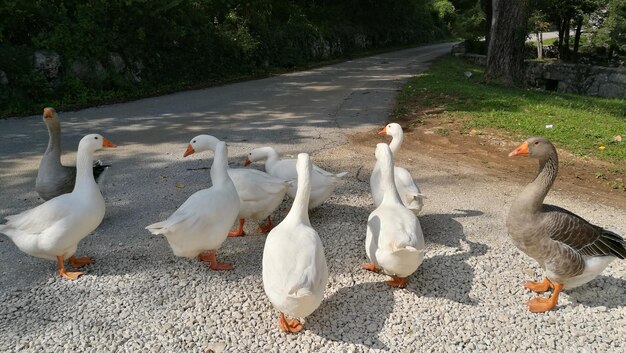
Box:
(262, 153), (328, 333)
(371, 123), (424, 214)
(183, 135), (290, 237)
(146, 141), (240, 270)
(362, 143), (425, 288)
(36, 107), (109, 200)
(245, 146), (346, 209)
(0, 134), (116, 279)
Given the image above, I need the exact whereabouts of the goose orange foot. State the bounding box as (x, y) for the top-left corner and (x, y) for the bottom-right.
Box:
(228, 219), (246, 237)
(256, 216), (273, 233)
(386, 276), (409, 288)
(361, 263), (381, 273)
(524, 277), (552, 293)
(57, 256), (84, 280)
(278, 312), (303, 333)
(68, 256), (95, 268)
(197, 250), (234, 271)
(527, 281), (562, 313)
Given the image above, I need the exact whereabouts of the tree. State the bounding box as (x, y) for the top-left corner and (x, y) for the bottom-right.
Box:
(484, 0), (530, 86)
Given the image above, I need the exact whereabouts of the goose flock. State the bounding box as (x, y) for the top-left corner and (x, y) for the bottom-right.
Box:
(1, 108), (625, 334)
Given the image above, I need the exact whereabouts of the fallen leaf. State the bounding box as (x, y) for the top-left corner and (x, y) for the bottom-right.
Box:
(469, 128), (478, 136)
(613, 135), (622, 142)
(159, 175), (168, 179)
(545, 124), (553, 129)
(598, 143), (606, 150)
(175, 183), (186, 188)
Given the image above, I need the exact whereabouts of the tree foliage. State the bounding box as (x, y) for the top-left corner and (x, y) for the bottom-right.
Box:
(0, 0), (448, 115)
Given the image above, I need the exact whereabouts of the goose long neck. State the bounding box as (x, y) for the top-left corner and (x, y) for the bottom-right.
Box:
(45, 121), (62, 160)
(211, 145), (230, 186)
(262, 147), (280, 169)
(74, 146), (97, 191)
(389, 132), (403, 156)
(516, 154), (558, 213)
(380, 151), (402, 205)
(285, 161), (311, 226)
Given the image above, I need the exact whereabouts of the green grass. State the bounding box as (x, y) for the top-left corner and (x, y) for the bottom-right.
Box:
(393, 55), (626, 164)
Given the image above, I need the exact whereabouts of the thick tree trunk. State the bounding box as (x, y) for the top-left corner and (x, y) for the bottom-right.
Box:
(559, 17), (571, 60)
(485, 0), (530, 86)
(573, 17), (583, 60)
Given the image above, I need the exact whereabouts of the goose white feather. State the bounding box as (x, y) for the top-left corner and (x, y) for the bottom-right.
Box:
(246, 146), (346, 209)
(371, 123), (424, 214)
(364, 143), (425, 287)
(262, 153), (328, 333)
(183, 135), (289, 236)
(146, 141), (240, 267)
(0, 134), (116, 279)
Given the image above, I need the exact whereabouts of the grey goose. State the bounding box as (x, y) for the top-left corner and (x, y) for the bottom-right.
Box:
(507, 137), (625, 313)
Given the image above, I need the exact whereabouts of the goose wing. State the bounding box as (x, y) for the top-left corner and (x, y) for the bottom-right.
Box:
(542, 204), (626, 259)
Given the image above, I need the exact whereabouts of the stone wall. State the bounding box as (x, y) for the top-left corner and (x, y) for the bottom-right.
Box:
(525, 61), (626, 99)
(455, 50), (626, 99)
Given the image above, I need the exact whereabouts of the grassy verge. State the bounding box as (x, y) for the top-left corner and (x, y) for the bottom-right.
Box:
(393, 55), (626, 164)
(392, 55), (625, 191)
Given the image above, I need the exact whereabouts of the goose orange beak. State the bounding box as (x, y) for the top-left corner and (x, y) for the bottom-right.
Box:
(183, 144), (195, 157)
(378, 127), (387, 135)
(243, 158), (251, 167)
(509, 141), (529, 157)
(43, 107), (56, 119)
(102, 138), (117, 148)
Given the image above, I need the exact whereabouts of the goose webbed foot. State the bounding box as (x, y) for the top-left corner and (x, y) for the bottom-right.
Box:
(68, 256), (95, 268)
(197, 250), (233, 271)
(256, 216), (273, 234)
(57, 256), (84, 280)
(386, 276), (409, 288)
(361, 263), (381, 273)
(278, 312), (303, 333)
(527, 281), (563, 313)
(228, 219), (246, 237)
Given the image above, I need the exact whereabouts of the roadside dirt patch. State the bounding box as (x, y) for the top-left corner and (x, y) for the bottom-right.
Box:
(348, 117), (626, 210)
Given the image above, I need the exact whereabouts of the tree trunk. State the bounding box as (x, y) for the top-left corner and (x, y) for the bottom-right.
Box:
(485, 0), (530, 86)
(573, 17), (583, 60)
(482, 0), (493, 46)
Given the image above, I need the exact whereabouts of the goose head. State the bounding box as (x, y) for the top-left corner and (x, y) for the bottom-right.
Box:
(378, 123), (403, 138)
(42, 107), (61, 129)
(509, 137), (556, 161)
(79, 134), (117, 152)
(183, 135), (220, 157)
(244, 147), (271, 166)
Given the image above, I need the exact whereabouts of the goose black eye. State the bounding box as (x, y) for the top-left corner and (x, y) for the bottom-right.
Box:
(94, 136), (99, 140)
(534, 141), (539, 145)
(192, 140), (196, 143)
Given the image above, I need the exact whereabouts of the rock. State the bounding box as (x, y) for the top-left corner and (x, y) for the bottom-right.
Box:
(33, 50), (62, 80)
(109, 53), (126, 73)
(0, 70), (8, 85)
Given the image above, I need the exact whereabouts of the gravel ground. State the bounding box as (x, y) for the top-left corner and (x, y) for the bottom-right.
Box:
(1, 42), (625, 352)
(1, 141), (625, 353)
